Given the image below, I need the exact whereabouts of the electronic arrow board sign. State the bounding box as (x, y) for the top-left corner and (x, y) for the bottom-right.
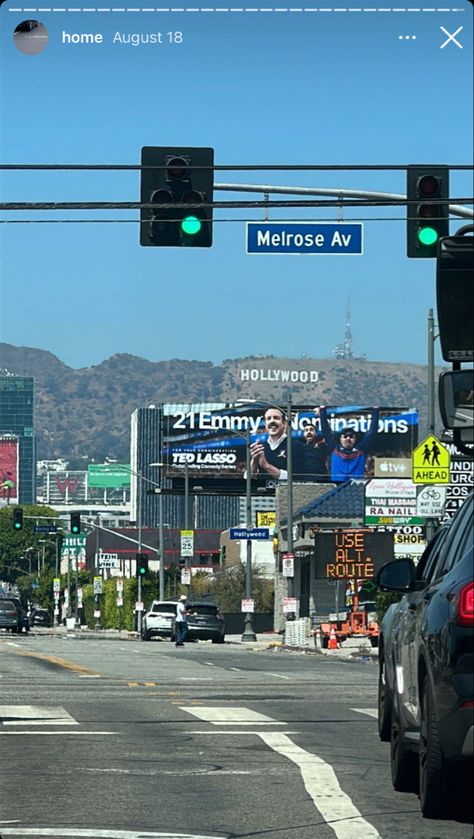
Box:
(314, 530), (394, 580)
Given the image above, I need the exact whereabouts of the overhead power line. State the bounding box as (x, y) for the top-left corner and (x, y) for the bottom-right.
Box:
(1, 163), (473, 171)
(1, 198), (472, 211)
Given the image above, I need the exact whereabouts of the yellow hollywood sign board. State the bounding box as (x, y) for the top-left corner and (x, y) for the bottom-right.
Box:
(412, 434), (451, 484)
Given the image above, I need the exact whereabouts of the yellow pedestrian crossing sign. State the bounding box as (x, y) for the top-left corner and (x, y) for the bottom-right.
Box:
(412, 434), (451, 484)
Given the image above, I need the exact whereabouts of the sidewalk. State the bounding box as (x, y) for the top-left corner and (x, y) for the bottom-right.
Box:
(224, 632), (379, 661)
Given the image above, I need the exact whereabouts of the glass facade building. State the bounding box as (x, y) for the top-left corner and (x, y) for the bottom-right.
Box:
(0, 375), (36, 504)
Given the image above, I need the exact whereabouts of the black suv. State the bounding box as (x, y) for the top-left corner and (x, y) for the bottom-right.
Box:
(0, 595), (29, 633)
(171, 602), (225, 644)
(377, 492), (473, 819)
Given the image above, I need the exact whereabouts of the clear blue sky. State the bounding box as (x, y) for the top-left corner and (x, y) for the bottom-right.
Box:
(0, 1), (472, 369)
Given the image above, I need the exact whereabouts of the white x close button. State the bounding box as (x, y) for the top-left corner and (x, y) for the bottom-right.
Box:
(440, 26), (463, 49)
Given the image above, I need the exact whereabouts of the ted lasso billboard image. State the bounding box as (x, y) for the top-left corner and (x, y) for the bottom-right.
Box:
(162, 404), (418, 487)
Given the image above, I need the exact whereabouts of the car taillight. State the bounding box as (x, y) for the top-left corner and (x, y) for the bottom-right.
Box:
(457, 582), (474, 626)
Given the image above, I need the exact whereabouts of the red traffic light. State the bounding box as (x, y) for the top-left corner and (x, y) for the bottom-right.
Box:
(166, 156), (189, 181)
(417, 174), (441, 197)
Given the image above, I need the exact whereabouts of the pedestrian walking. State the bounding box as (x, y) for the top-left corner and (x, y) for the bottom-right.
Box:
(175, 594), (188, 647)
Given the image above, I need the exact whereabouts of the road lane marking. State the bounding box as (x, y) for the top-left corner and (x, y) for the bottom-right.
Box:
(2, 649), (101, 676)
(0, 829), (225, 838)
(258, 732), (381, 839)
(0, 706), (77, 726)
(179, 706), (381, 839)
(178, 677), (214, 681)
(186, 730), (299, 735)
(229, 667), (241, 671)
(351, 708), (378, 719)
(0, 731), (118, 736)
(180, 707), (286, 725)
(267, 672), (291, 679)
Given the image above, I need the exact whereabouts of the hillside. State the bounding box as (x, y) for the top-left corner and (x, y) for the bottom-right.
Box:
(0, 343), (441, 463)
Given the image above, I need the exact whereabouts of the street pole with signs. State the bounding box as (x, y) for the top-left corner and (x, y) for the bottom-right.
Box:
(286, 393), (295, 603)
(242, 426), (257, 641)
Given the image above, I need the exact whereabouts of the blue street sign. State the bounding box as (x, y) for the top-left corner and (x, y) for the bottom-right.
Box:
(246, 222), (363, 255)
(229, 527), (270, 541)
(33, 525), (58, 533)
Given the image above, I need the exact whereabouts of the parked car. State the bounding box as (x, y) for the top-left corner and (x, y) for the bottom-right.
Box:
(30, 607), (52, 627)
(1, 595), (29, 633)
(377, 493), (473, 819)
(141, 600), (178, 641)
(0, 599), (20, 632)
(172, 601), (225, 644)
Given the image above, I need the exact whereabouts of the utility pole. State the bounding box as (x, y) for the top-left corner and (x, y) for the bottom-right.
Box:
(158, 490), (164, 600)
(184, 463), (190, 597)
(242, 426), (256, 641)
(427, 310), (437, 545)
(428, 308), (436, 435)
(286, 393), (295, 603)
(94, 514), (101, 630)
(137, 472), (143, 633)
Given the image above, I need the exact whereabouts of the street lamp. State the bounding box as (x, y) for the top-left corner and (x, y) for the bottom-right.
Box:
(130, 464), (164, 633)
(148, 463), (165, 601)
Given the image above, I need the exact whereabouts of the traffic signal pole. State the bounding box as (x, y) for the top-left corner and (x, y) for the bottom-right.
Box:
(137, 471), (143, 634)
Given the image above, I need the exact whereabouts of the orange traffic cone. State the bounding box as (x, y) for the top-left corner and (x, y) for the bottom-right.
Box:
(328, 627), (338, 650)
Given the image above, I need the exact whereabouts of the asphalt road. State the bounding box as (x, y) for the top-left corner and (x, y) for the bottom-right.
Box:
(0, 631), (472, 839)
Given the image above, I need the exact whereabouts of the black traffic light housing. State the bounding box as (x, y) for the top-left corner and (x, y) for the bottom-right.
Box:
(407, 166), (449, 258)
(436, 230), (474, 362)
(12, 507), (23, 531)
(140, 146), (214, 247)
(70, 512), (81, 534)
(136, 553), (149, 577)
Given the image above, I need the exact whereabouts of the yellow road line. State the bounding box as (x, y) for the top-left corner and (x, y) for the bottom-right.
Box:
(5, 648), (101, 676)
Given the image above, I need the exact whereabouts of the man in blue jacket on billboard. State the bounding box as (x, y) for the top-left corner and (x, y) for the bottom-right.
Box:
(314, 406), (380, 482)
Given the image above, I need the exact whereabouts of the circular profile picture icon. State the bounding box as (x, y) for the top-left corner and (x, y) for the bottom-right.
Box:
(13, 20), (48, 54)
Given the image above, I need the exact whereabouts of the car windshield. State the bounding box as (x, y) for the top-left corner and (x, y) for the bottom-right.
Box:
(190, 604), (219, 616)
(150, 603), (176, 614)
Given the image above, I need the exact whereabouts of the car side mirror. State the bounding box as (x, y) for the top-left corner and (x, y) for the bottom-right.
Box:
(377, 557), (416, 592)
(438, 370), (474, 439)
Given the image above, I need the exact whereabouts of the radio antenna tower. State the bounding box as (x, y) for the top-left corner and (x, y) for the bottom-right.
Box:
(333, 296), (354, 359)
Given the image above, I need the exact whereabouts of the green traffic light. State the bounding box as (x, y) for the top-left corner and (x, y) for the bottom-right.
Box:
(417, 226), (439, 247)
(181, 215), (202, 236)
(14, 522), (21, 530)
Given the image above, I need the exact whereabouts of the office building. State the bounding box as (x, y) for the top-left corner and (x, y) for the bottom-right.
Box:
(0, 374), (36, 504)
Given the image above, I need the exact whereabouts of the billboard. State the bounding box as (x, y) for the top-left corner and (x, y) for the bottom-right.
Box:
(88, 464), (131, 488)
(162, 404), (418, 485)
(0, 437), (19, 505)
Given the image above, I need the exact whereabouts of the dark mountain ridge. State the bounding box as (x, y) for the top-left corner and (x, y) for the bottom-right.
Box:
(0, 343), (440, 463)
